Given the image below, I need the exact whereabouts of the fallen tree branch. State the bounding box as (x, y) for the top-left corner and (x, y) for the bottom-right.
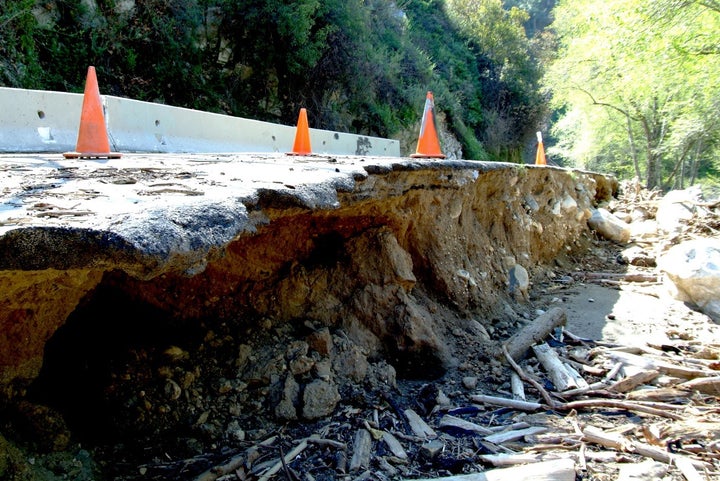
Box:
(193, 453), (245, 481)
(608, 370), (660, 393)
(502, 344), (684, 419)
(561, 399), (683, 420)
(556, 381), (609, 398)
(582, 426), (709, 470)
(504, 307), (567, 362)
(194, 435), (277, 481)
(607, 351), (717, 379)
(510, 372), (526, 400)
(532, 343), (584, 391)
(478, 450), (619, 467)
(471, 394), (543, 412)
(502, 343), (559, 408)
(581, 272), (659, 283)
(674, 455), (706, 481)
(679, 376), (720, 396)
(483, 426), (548, 444)
(439, 414), (494, 435)
(257, 439), (309, 481)
(408, 458), (576, 481)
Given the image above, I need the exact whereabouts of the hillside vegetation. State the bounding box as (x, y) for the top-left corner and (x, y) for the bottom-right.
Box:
(0, 0), (545, 161)
(0, 0), (718, 189)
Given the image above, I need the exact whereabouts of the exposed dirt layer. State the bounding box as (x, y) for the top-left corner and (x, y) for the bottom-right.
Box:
(2, 157), (718, 481)
(4, 230), (718, 481)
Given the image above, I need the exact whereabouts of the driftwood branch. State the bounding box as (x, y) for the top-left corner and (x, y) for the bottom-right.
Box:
(504, 307), (567, 362)
(581, 272), (659, 283)
(410, 458), (576, 481)
(257, 439), (309, 481)
(532, 343), (581, 391)
(608, 369), (660, 393)
(194, 453), (245, 481)
(582, 426), (709, 470)
(679, 376), (720, 395)
(439, 415), (494, 435)
(471, 394), (543, 412)
(503, 343), (685, 420)
(561, 399), (683, 420)
(483, 426), (548, 444)
(510, 372), (526, 400)
(607, 351), (717, 379)
(194, 435), (278, 481)
(502, 343), (559, 408)
(478, 451), (619, 467)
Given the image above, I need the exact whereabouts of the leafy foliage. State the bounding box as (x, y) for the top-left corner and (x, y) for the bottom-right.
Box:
(0, 0), (42, 87)
(0, 0), (548, 160)
(545, 0), (720, 189)
(445, 0), (546, 161)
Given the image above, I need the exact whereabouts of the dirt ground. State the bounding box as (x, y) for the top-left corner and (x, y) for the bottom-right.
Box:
(537, 241), (720, 349)
(103, 235), (717, 481)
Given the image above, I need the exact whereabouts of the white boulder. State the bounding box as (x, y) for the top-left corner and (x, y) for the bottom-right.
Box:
(656, 187), (704, 234)
(659, 238), (720, 322)
(588, 208), (631, 243)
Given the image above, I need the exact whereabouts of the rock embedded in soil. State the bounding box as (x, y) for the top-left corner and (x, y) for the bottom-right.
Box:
(307, 328), (333, 356)
(0, 154), (620, 479)
(275, 375), (300, 421)
(302, 379), (341, 420)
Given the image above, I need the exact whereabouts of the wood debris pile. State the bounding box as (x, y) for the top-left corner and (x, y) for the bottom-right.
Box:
(133, 184), (720, 481)
(165, 306), (718, 481)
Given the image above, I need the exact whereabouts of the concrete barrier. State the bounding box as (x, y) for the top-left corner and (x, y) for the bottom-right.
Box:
(0, 87), (400, 156)
(0, 88), (81, 152)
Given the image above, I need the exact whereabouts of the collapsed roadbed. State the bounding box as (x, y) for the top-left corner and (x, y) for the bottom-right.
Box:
(0, 153), (616, 479)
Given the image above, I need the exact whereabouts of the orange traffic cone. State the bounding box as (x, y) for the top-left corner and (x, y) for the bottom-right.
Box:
(64, 66), (121, 159)
(535, 131), (547, 165)
(287, 108), (312, 156)
(411, 91), (445, 159)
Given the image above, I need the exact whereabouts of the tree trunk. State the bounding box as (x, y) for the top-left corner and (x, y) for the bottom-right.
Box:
(625, 114), (641, 179)
(641, 117), (661, 190)
(689, 138), (703, 186)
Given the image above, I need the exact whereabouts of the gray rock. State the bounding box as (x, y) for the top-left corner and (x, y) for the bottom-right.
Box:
(508, 264), (530, 300)
(225, 420), (246, 442)
(332, 345), (369, 383)
(462, 376), (478, 390)
(467, 320), (491, 342)
(302, 379), (340, 419)
(236, 344), (253, 373)
(313, 359), (333, 381)
(285, 340), (309, 360)
(274, 375), (300, 421)
(420, 439), (445, 459)
(656, 187), (703, 234)
(367, 361), (397, 389)
(289, 355), (314, 376)
(621, 245), (656, 267)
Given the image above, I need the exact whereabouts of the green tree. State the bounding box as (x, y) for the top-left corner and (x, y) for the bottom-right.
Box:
(0, 0), (42, 87)
(504, 0), (556, 37)
(545, 0), (720, 189)
(445, 0), (545, 161)
(0, 0), (554, 161)
(218, 0), (335, 122)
